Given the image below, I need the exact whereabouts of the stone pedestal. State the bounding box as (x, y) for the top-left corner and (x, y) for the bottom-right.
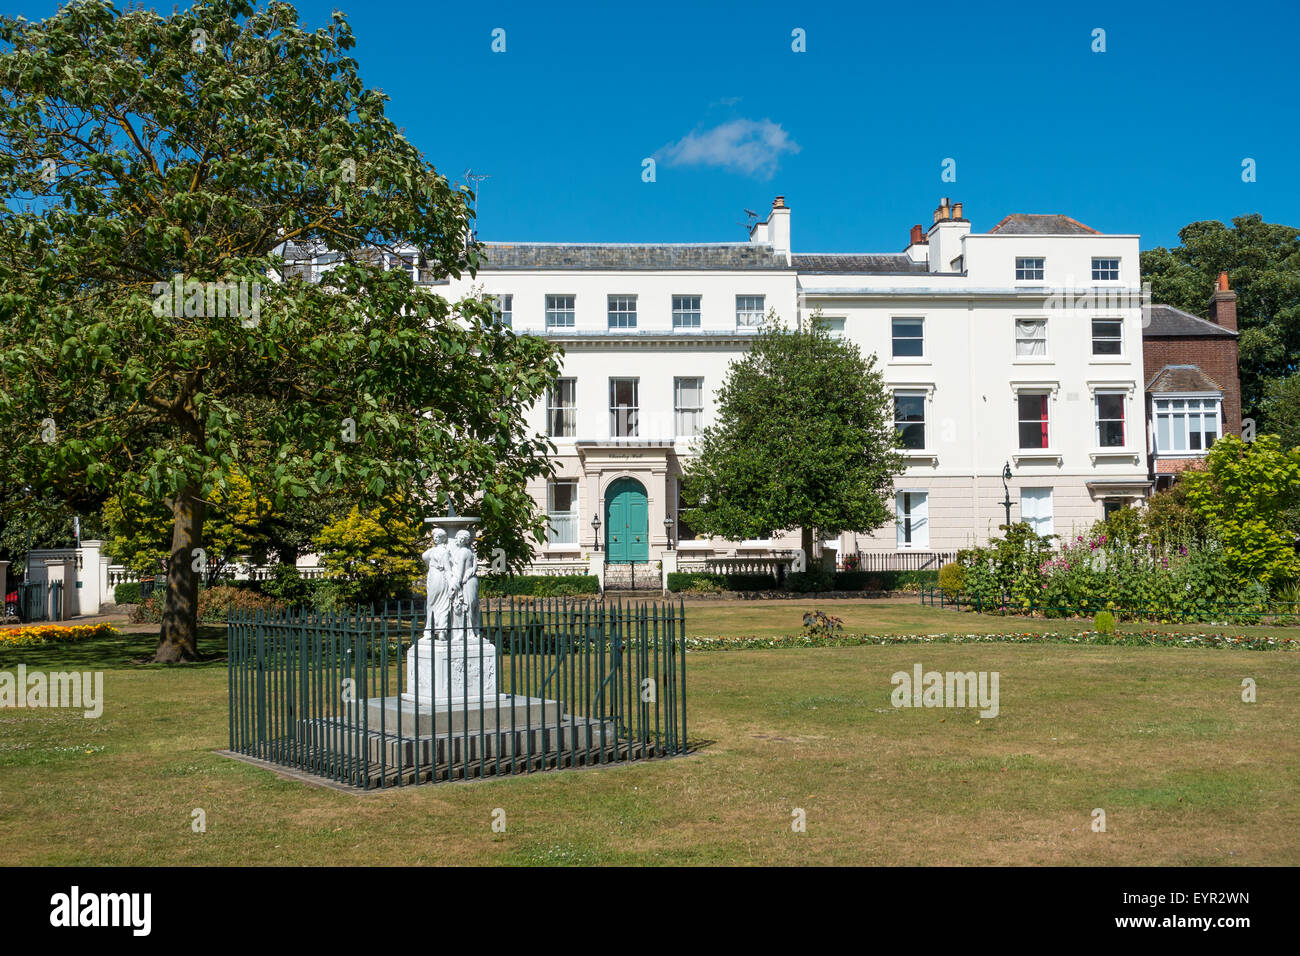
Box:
(402, 636), (498, 704)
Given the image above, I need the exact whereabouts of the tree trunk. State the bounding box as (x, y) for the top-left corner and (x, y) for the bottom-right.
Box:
(154, 489), (206, 662)
(801, 526), (814, 570)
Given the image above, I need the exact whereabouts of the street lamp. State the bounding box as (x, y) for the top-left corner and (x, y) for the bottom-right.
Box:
(591, 514), (601, 552)
(663, 514), (675, 551)
(1001, 462), (1013, 528)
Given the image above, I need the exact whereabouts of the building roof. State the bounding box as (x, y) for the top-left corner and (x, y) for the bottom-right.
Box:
(791, 253), (928, 275)
(986, 214), (1099, 235)
(1144, 304), (1237, 338)
(1146, 364), (1224, 394)
(478, 242), (791, 271)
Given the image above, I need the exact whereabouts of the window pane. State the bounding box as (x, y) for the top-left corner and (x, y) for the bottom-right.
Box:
(1091, 319), (1122, 355)
(1018, 393), (1048, 448)
(891, 318), (923, 357)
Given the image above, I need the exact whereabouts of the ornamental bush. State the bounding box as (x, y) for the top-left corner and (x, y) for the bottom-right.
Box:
(132, 586), (287, 624)
(938, 562), (964, 597)
(960, 524), (1263, 622)
(479, 575), (601, 597)
(113, 582), (141, 605)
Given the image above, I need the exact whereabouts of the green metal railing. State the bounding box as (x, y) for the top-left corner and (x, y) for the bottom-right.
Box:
(13, 581), (62, 622)
(919, 586), (1300, 626)
(227, 597), (688, 789)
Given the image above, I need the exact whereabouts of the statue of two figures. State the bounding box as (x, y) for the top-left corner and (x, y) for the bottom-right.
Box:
(422, 528), (480, 641)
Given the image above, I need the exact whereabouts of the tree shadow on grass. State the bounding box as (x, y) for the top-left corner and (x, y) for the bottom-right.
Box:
(0, 625), (229, 670)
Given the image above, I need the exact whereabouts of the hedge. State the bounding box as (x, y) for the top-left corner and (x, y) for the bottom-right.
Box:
(666, 572), (779, 592)
(113, 581), (141, 605)
(479, 574), (601, 597)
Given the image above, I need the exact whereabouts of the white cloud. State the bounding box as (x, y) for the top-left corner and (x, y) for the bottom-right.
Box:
(656, 118), (800, 180)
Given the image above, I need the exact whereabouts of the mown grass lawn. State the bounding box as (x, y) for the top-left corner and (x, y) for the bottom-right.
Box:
(1, 607), (1297, 866)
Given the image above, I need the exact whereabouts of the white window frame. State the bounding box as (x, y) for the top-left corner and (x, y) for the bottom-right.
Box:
(1091, 257), (1121, 281)
(545, 294), (575, 329)
(1091, 317), (1124, 356)
(1153, 393), (1223, 456)
(1015, 317), (1048, 358)
(1015, 257), (1045, 281)
(891, 317), (925, 358)
(546, 378), (576, 438)
(895, 490), (929, 550)
(1016, 390), (1052, 450)
(493, 293), (513, 328)
(1094, 391), (1127, 448)
(821, 315), (847, 338)
(1020, 487), (1054, 537)
(607, 294), (637, 329)
(609, 377), (639, 437)
(674, 377), (704, 437)
(672, 295), (701, 329)
(736, 295), (766, 328)
(893, 390), (927, 451)
(546, 480), (579, 545)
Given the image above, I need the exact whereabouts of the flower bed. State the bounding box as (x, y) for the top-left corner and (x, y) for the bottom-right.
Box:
(0, 623), (121, 647)
(685, 630), (1300, 652)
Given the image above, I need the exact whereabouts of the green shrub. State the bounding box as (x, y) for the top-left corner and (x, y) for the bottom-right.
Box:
(260, 564), (313, 604)
(938, 562), (964, 597)
(665, 572), (778, 592)
(831, 570), (872, 591)
(666, 572), (724, 593)
(1094, 610), (1116, 634)
(131, 585), (287, 623)
(113, 581), (140, 605)
(480, 574), (601, 597)
(787, 567), (833, 592)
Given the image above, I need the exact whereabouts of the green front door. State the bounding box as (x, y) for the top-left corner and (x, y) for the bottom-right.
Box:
(605, 478), (649, 563)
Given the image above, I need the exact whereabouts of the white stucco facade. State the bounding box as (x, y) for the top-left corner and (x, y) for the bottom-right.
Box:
(393, 197), (1152, 570)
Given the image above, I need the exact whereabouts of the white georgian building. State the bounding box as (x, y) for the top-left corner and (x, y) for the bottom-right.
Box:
(419, 196), (1151, 574)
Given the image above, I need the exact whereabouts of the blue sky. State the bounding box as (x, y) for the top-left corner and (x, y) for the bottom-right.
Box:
(8, 0), (1298, 251)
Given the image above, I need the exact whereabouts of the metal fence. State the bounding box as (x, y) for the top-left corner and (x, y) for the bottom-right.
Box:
(7, 581), (63, 622)
(919, 587), (1300, 625)
(227, 597), (688, 789)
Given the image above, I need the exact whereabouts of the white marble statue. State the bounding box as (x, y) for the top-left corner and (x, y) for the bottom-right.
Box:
(421, 528), (452, 640)
(449, 528), (480, 640)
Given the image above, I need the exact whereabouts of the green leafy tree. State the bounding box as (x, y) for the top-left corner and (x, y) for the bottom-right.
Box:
(681, 314), (903, 561)
(1182, 434), (1300, 588)
(1259, 375), (1300, 454)
(1142, 215), (1300, 421)
(312, 495), (422, 606)
(0, 2), (561, 660)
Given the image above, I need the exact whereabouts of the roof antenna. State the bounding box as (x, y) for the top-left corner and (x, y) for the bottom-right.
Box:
(736, 208), (759, 235)
(465, 169), (491, 242)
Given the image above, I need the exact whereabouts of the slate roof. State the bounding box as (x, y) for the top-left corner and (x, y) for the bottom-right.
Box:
(986, 214), (1099, 235)
(1143, 304), (1237, 338)
(1147, 365), (1224, 394)
(791, 254), (928, 275)
(478, 243), (791, 271)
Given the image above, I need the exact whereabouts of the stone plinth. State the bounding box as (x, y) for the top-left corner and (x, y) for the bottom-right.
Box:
(402, 636), (498, 704)
(364, 694), (556, 736)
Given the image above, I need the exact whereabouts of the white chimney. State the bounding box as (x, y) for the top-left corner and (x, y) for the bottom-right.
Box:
(749, 196), (791, 263)
(925, 197), (969, 273)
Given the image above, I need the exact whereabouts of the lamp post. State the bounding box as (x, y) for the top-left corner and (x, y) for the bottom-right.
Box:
(1001, 462), (1013, 528)
(591, 514), (601, 552)
(663, 514), (675, 551)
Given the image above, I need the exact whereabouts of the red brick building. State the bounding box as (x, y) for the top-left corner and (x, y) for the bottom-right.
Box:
(1142, 273), (1241, 489)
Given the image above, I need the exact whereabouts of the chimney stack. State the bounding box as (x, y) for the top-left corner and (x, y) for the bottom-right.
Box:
(1207, 271), (1237, 332)
(909, 224), (925, 245)
(933, 197), (951, 224)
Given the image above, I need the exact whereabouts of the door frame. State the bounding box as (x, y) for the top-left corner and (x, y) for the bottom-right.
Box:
(604, 476), (650, 564)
